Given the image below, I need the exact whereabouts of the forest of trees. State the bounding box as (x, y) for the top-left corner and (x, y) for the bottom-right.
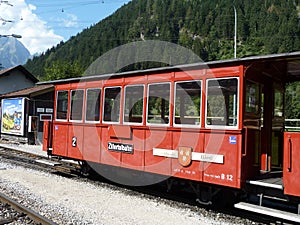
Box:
(24, 0), (300, 80)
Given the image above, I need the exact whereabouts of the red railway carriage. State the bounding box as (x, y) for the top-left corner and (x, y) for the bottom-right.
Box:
(42, 52), (300, 221)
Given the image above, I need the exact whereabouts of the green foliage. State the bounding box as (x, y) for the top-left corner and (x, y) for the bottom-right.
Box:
(24, 0), (300, 80)
(286, 82), (300, 119)
(44, 60), (84, 81)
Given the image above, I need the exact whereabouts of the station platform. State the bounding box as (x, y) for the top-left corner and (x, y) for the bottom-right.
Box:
(0, 141), (47, 158)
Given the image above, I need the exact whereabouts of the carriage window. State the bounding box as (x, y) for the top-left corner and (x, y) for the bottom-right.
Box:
(274, 86), (284, 117)
(70, 89), (84, 121)
(147, 83), (170, 125)
(86, 88), (101, 122)
(103, 87), (121, 123)
(245, 81), (260, 113)
(206, 78), (238, 127)
(56, 90), (68, 120)
(285, 82), (300, 131)
(124, 85), (144, 124)
(175, 80), (201, 126)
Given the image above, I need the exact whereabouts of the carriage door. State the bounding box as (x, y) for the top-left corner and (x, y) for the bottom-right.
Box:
(243, 80), (284, 176)
(283, 82), (300, 196)
(260, 82), (284, 172)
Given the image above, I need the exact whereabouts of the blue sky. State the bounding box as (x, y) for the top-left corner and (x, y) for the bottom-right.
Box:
(0, 0), (131, 54)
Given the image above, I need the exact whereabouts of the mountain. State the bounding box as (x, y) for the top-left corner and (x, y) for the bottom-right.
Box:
(0, 37), (31, 69)
(24, 0), (300, 80)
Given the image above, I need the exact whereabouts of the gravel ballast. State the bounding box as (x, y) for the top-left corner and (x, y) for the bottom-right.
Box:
(0, 161), (241, 225)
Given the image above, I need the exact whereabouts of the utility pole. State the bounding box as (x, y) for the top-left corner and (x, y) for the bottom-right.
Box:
(233, 6), (237, 59)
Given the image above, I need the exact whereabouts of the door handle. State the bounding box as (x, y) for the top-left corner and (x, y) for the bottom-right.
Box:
(287, 137), (292, 172)
(242, 127), (248, 157)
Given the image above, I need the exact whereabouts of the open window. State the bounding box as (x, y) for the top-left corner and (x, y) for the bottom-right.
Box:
(70, 89), (84, 121)
(274, 85), (284, 118)
(85, 88), (101, 122)
(206, 78), (239, 128)
(174, 80), (201, 127)
(285, 82), (300, 131)
(103, 87), (121, 123)
(56, 90), (68, 121)
(147, 83), (170, 125)
(245, 81), (260, 114)
(124, 85), (144, 124)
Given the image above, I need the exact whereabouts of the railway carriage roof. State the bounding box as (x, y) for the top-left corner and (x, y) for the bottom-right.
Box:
(37, 51), (300, 85)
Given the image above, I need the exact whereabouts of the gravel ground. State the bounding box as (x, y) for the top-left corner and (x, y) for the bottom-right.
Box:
(0, 161), (252, 225)
(0, 200), (39, 225)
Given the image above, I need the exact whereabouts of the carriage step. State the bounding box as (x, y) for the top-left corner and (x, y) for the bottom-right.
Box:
(234, 202), (300, 223)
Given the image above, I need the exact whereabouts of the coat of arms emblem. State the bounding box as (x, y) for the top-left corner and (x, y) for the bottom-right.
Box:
(178, 147), (192, 167)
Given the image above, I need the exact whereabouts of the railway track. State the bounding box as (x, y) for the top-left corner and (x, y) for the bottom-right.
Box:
(0, 146), (80, 176)
(0, 146), (291, 224)
(0, 192), (57, 225)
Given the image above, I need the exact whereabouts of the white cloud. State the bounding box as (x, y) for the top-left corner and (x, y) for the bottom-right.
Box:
(60, 13), (78, 28)
(0, 0), (64, 55)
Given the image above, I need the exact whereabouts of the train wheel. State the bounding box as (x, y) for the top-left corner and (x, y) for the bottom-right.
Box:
(214, 189), (237, 208)
(79, 161), (91, 177)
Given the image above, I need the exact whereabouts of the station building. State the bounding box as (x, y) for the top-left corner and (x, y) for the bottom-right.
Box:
(0, 65), (54, 144)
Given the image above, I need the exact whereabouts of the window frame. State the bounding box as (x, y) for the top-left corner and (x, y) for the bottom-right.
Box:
(173, 80), (202, 128)
(273, 84), (284, 118)
(123, 84), (145, 125)
(205, 77), (239, 129)
(69, 89), (84, 122)
(245, 80), (261, 115)
(85, 88), (101, 123)
(146, 82), (171, 127)
(102, 86), (122, 124)
(55, 90), (69, 122)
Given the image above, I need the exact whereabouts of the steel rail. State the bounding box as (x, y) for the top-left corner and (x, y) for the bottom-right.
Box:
(0, 192), (58, 225)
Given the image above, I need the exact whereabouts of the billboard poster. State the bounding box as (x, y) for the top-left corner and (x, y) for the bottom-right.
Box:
(1, 98), (25, 136)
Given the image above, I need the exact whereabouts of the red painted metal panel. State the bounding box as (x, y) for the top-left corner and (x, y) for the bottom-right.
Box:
(100, 127), (121, 167)
(146, 72), (173, 82)
(103, 77), (124, 86)
(67, 125), (83, 159)
(70, 82), (86, 89)
(121, 128), (145, 170)
(144, 129), (172, 176)
(82, 126), (101, 163)
(55, 83), (70, 90)
(108, 125), (131, 139)
(283, 132), (300, 197)
(171, 130), (204, 181)
(124, 76), (146, 85)
(240, 128), (260, 182)
(52, 123), (68, 156)
(174, 70), (206, 80)
(206, 66), (241, 78)
(202, 132), (242, 188)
